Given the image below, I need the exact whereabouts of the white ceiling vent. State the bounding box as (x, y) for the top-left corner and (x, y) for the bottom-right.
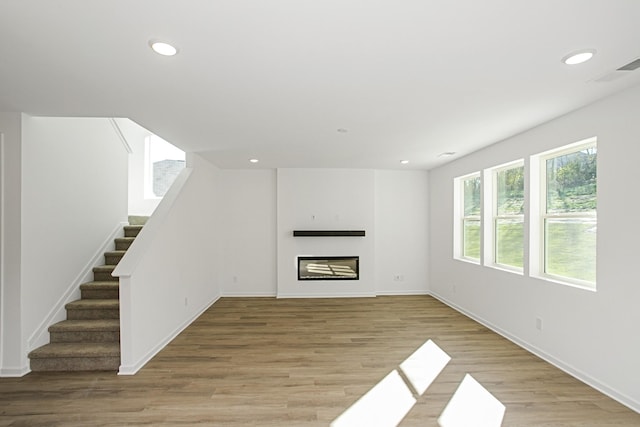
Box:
(591, 57), (640, 83)
(617, 58), (640, 71)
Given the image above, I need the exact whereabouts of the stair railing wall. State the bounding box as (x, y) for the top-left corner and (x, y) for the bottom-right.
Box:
(114, 153), (221, 375)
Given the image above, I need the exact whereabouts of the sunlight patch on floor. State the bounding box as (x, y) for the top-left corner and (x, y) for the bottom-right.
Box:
(438, 373), (506, 427)
(399, 339), (451, 396)
(330, 370), (416, 427)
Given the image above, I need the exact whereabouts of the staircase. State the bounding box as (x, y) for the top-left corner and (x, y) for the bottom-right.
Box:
(28, 223), (143, 372)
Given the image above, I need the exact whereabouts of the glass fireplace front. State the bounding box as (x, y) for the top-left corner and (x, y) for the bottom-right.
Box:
(297, 256), (359, 281)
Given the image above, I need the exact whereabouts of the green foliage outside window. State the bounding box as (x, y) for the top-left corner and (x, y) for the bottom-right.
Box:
(463, 175), (481, 260)
(546, 148), (597, 214)
(544, 146), (597, 283)
(495, 166), (524, 268)
(464, 176), (481, 216)
(497, 166), (524, 215)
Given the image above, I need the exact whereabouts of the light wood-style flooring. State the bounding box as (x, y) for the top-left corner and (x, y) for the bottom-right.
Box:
(1, 296), (638, 426)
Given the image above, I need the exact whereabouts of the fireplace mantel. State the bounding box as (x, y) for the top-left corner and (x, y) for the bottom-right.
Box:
(292, 230), (366, 237)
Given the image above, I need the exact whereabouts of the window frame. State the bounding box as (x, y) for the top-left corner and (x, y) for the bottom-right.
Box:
(454, 172), (482, 264)
(484, 160), (525, 274)
(533, 138), (597, 290)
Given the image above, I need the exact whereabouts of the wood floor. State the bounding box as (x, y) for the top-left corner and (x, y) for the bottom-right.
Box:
(1, 296), (638, 426)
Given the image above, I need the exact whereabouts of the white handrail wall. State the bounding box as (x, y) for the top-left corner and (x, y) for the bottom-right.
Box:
(115, 153), (220, 374)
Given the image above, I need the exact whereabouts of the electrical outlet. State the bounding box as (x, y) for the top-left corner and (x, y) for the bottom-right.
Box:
(393, 274), (404, 282)
(452, 284), (457, 294)
(184, 297), (188, 307)
(536, 317), (543, 331)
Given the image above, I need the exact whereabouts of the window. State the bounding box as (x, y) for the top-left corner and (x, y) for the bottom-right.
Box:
(456, 173), (481, 262)
(453, 137), (596, 291)
(487, 161), (524, 271)
(144, 135), (186, 198)
(536, 139), (597, 287)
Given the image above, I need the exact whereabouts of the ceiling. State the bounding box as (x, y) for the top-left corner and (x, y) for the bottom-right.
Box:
(2, 0), (640, 170)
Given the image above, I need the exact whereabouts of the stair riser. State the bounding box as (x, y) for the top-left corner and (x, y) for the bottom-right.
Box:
(81, 289), (119, 299)
(50, 331), (120, 343)
(93, 271), (118, 281)
(124, 227), (142, 238)
(30, 357), (120, 372)
(115, 241), (132, 250)
(67, 309), (119, 320)
(104, 254), (124, 265)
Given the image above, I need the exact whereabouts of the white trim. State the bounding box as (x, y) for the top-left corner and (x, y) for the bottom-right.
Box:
(0, 133), (5, 372)
(27, 222), (126, 351)
(375, 290), (430, 296)
(108, 118), (133, 154)
(428, 291), (640, 414)
(221, 292), (277, 297)
(118, 295), (220, 375)
(276, 292), (376, 299)
(0, 365), (31, 377)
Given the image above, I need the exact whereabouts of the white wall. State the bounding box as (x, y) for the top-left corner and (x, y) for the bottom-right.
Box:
(115, 153), (220, 374)
(21, 117), (129, 361)
(0, 112), (25, 375)
(214, 168), (430, 298)
(374, 170), (429, 295)
(277, 169), (376, 297)
(428, 84), (640, 411)
(218, 169), (277, 296)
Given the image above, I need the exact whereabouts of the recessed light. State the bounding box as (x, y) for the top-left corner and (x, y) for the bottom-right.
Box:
(249, 158), (259, 163)
(150, 41), (178, 56)
(562, 49), (595, 65)
(438, 152), (456, 158)
(400, 160), (409, 165)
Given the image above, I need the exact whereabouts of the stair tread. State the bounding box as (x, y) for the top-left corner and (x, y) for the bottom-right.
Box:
(49, 319), (119, 332)
(93, 265), (117, 271)
(66, 299), (119, 309)
(104, 250), (127, 256)
(114, 237), (135, 241)
(80, 281), (119, 289)
(128, 216), (148, 226)
(29, 342), (120, 358)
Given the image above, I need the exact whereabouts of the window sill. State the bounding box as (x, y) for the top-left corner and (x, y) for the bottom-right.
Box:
(486, 264), (524, 276)
(531, 274), (596, 292)
(454, 256), (481, 266)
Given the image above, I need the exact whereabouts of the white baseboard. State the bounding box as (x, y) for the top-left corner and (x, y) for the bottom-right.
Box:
(221, 291), (277, 297)
(118, 295), (220, 376)
(0, 365), (31, 377)
(27, 222), (126, 351)
(428, 291), (640, 414)
(276, 292), (376, 299)
(376, 290), (430, 296)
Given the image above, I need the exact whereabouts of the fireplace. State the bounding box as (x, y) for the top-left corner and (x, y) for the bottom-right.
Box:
(297, 256), (359, 281)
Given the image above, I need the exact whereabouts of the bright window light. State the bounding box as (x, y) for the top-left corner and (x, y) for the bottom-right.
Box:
(331, 370), (416, 427)
(438, 374), (506, 427)
(144, 135), (185, 199)
(399, 339), (451, 396)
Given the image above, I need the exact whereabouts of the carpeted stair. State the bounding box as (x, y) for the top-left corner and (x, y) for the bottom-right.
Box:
(28, 223), (144, 372)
